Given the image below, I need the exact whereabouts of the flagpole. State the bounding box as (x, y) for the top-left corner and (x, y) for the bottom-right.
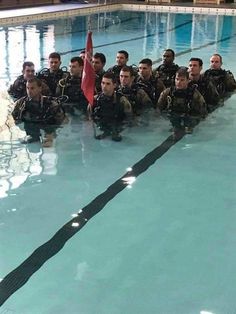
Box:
(88, 15), (91, 32)
(81, 17), (95, 108)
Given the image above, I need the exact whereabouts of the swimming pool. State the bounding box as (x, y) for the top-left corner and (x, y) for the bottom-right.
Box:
(0, 9), (236, 314)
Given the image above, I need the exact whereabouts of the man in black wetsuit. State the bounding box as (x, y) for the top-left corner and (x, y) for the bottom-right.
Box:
(12, 78), (66, 147)
(56, 56), (88, 114)
(92, 72), (132, 141)
(8, 61), (35, 100)
(204, 53), (236, 97)
(107, 50), (129, 83)
(188, 57), (219, 112)
(155, 49), (179, 88)
(117, 66), (153, 116)
(92, 52), (106, 95)
(37, 52), (68, 96)
(158, 67), (207, 137)
(136, 58), (165, 108)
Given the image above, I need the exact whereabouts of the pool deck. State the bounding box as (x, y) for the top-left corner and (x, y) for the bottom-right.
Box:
(0, 3), (95, 19)
(0, 1), (236, 25)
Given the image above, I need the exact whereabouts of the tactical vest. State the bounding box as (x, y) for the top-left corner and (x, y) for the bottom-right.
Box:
(37, 67), (68, 95)
(204, 69), (227, 95)
(189, 78), (208, 98)
(118, 84), (136, 102)
(93, 92), (124, 124)
(95, 70), (105, 94)
(14, 96), (63, 124)
(59, 75), (85, 103)
(136, 76), (157, 103)
(167, 86), (196, 115)
(156, 63), (179, 87)
(8, 75), (27, 100)
(108, 65), (123, 81)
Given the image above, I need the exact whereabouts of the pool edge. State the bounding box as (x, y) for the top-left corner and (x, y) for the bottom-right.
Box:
(0, 3), (236, 26)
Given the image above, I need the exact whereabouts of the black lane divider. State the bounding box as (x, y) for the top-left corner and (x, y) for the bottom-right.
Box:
(0, 131), (185, 306)
(57, 24), (235, 66)
(59, 20), (192, 56)
(152, 35), (235, 65)
(38, 16), (140, 41)
(40, 18), (192, 60)
(1, 24), (234, 306)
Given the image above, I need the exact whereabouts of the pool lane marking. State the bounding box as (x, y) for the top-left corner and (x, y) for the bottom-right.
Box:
(172, 36), (232, 62)
(152, 34), (234, 65)
(50, 16), (140, 38)
(61, 29), (233, 66)
(0, 31), (234, 305)
(0, 131), (185, 306)
(1, 23), (234, 307)
(59, 20), (193, 56)
(40, 18), (192, 59)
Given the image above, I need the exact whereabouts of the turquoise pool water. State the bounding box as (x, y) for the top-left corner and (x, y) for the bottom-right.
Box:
(0, 10), (236, 314)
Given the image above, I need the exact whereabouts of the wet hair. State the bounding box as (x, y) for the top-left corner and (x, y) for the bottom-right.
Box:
(27, 77), (42, 87)
(211, 53), (222, 63)
(93, 52), (106, 65)
(22, 61), (34, 71)
(189, 57), (203, 67)
(102, 72), (116, 84)
(176, 67), (189, 79)
(70, 56), (84, 66)
(117, 50), (129, 60)
(120, 66), (134, 77)
(49, 52), (61, 61)
(164, 49), (175, 58)
(139, 58), (152, 67)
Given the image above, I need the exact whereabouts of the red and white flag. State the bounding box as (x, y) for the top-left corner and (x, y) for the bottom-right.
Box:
(81, 31), (95, 106)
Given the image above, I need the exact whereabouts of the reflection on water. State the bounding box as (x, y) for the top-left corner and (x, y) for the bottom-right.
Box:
(0, 11), (235, 90)
(0, 143), (58, 199)
(0, 64), (60, 199)
(0, 10), (236, 314)
(0, 10), (235, 200)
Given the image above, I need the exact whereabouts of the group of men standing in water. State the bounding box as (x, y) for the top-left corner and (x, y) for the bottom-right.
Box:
(7, 48), (236, 145)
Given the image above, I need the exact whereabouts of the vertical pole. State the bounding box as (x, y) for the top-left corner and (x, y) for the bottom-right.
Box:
(88, 15), (91, 32)
(190, 13), (195, 51)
